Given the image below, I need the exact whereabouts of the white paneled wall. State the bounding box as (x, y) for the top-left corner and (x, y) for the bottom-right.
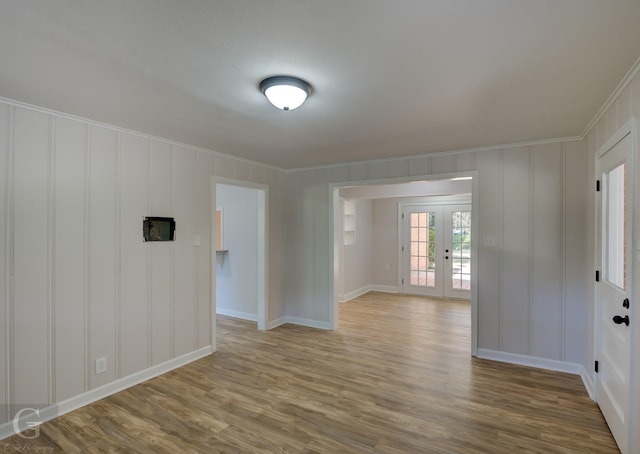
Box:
(286, 143), (589, 367)
(340, 199), (373, 300)
(0, 101), (287, 429)
(0, 105), (7, 425)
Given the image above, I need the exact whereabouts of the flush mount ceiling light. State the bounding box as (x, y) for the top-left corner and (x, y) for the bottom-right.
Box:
(259, 76), (311, 111)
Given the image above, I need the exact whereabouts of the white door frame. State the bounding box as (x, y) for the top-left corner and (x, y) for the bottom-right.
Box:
(211, 177), (269, 352)
(329, 171), (478, 356)
(397, 196), (472, 298)
(593, 118), (638, 453)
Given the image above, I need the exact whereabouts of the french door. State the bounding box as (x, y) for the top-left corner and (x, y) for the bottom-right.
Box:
(402, 204), (471, 299)
(596, 132), (633, 453)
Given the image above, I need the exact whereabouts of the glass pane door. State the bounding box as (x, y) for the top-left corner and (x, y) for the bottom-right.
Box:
(403, 206), (443, 296)
(444, 205), (471, 299)
(409, 211), (436, 287)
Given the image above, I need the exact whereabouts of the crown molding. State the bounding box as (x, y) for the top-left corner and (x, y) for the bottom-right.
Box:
(0, 96), (284, 173)
(581, 54), (640, 138)
(285, 135), (583, 173)
(0, 88), (616, 175)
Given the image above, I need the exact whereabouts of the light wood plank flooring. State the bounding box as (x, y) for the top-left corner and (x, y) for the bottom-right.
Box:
(1, 292), (618, 453)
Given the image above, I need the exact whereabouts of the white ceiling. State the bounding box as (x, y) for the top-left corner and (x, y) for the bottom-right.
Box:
(2, 1), (640, 169)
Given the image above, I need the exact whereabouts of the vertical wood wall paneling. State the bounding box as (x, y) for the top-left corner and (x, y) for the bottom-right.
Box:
(88, 126), (117, 388)
(531, 143), (564, 360)
(299, 172), (317, 319)
(330, 166), (349, 183)
(431, 155), (454, 174)
(0, 104), (8, 424)
(83, 124), (90, 392)
(234, 160), (252, 182)
(387, 159), (408, 178)
(12, 107), (50, 406)
(454, 152), (476, 172)
(618, 85), (632, 125)
(563, 141), (589, 364)
(528, 147), (535, 354)
(367, 162), (387, 180)
(311, 170), (331, 321)
(214, 156), (234, 179)
(475, 150), (502, 350)
(408, 156), (431, 176)
(632, 71), (640, 117)
(53, 117), (87, 401)
(149, 140), (173, 365)
(118, 133), (150, 377)
(47, 116), (55, 404)
(500, 148), (531, 355)
(348, 164), (367, 181)
(196, 152), (214, 348)
(173, 146), (198, 356)
(114, 132), (121, 379)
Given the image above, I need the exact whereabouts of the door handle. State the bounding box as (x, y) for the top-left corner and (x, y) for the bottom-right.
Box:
(623, 298), (630, 309)
(612, 315), (629, 326)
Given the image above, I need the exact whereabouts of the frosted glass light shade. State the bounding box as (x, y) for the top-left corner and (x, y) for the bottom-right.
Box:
(260, 76), (311, 111)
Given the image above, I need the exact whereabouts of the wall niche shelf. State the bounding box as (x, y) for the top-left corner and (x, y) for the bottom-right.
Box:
(343, 199), (356, 246)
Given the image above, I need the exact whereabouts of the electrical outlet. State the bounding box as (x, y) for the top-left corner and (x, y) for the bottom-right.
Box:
(483, 235), (497, 247)
(95, 357), (107, 375)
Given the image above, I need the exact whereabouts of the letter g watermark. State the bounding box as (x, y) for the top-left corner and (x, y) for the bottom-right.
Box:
(13, 407), (41, 439)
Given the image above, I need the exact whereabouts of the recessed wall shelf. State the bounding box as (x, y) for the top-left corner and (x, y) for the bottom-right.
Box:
(343, 200), (356, 245)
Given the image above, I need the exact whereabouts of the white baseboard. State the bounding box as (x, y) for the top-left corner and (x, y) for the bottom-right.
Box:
(280, 316), (331, 330)
(340, 285), (371, 302)
(340, 284), (399, 303)
(267, 316), (288, 330)
(581, 368), (596, 400)
(477, 349), (595, 401)
(476, 349), (583, 375)
(216, 307), (257, 322)
(370, 284), (399, 294)
(0, 346), (212, 441)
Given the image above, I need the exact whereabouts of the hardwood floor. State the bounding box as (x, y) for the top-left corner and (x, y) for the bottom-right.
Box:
(1, 292), (618, 453)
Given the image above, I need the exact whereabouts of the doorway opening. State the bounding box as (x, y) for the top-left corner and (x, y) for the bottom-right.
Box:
(330, 173), (478, 355)
(211, 178), (268, 351)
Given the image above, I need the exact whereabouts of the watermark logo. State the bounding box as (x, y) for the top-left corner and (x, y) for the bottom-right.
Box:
(1, 405), (57, 452)
(13, 407), (42, 439)
(3, 404), (57, 438)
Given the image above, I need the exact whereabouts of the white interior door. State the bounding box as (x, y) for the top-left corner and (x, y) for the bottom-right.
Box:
(443, 205), (472, 299)
(596, 132), (633, 453)
(402, 206), (443, 296)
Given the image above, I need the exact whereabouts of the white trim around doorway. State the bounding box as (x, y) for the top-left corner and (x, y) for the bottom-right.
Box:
(329, 171), (478, 356)
(211, 177), (269, 350)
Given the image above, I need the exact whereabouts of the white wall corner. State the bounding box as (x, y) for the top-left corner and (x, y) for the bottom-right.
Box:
(267, 317), (288, 330)
(340, 285), (372, 303)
